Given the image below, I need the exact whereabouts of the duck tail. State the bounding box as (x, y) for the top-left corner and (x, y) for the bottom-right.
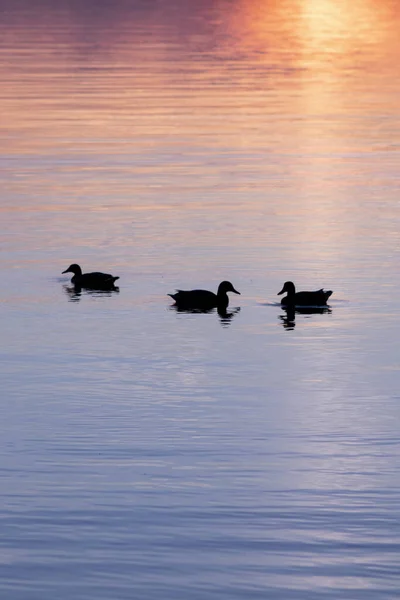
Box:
(325, 290), (333, 299)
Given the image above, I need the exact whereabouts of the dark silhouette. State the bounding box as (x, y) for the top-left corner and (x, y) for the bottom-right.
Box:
(168, 281), (240, 310)
(278, 281), (332, 306)
(62, 263), (119, 289)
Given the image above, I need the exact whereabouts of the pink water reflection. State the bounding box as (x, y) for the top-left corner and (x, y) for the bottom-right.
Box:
(1, 0), (399, 281)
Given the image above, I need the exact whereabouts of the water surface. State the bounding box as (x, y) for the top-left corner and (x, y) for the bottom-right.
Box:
(1, 0), (400, 598)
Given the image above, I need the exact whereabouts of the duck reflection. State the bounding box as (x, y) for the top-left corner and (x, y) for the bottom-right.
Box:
(218, 306), (241, 327)
(170, 305), (240, 327)
(63, 284), (120, 302)
(279, 306), (332, 330)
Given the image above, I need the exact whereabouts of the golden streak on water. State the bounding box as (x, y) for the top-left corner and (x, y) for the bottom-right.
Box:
(0, 0), (399, 270)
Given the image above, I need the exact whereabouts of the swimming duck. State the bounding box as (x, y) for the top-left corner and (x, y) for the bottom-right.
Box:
(62, 264), (119, 289)
(169, 281), (240, 310)
(278, 281), (332, 306)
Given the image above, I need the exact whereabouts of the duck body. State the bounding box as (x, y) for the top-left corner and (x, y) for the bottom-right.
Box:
(62, 264), (119, 289)
(169, 281), (240, 310)
(278, 281), (332, 306)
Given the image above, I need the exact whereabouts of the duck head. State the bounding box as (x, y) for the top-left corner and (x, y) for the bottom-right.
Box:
(218, 281), (240, 295)
(62, 263), (82, 276)
(278, 281), (295, 296)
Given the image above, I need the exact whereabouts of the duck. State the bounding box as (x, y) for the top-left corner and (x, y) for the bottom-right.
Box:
(278, 281), (332, 306)
(62, 264), (119, 289)
(168, 281), (240, 310)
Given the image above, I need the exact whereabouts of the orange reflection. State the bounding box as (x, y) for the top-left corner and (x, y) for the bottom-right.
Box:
(1, 0), (398, 153)
(1, 0), (399, 262)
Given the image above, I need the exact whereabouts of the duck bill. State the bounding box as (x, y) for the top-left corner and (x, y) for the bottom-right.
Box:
(232, 288), (240, 295)
(62, 269), (70, 274)
(277, 287), (285, 295)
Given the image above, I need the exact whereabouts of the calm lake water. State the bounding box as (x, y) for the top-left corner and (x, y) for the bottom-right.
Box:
(1, 0), (400, 598)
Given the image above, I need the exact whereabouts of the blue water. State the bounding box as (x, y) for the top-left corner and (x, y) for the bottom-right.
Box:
(1, 0), (400, 598)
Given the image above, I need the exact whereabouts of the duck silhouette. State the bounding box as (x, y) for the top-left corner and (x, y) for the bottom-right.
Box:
(278, 281), (332, 306)
(62, 264), (119, 289)
(169, 281), (240, 310)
